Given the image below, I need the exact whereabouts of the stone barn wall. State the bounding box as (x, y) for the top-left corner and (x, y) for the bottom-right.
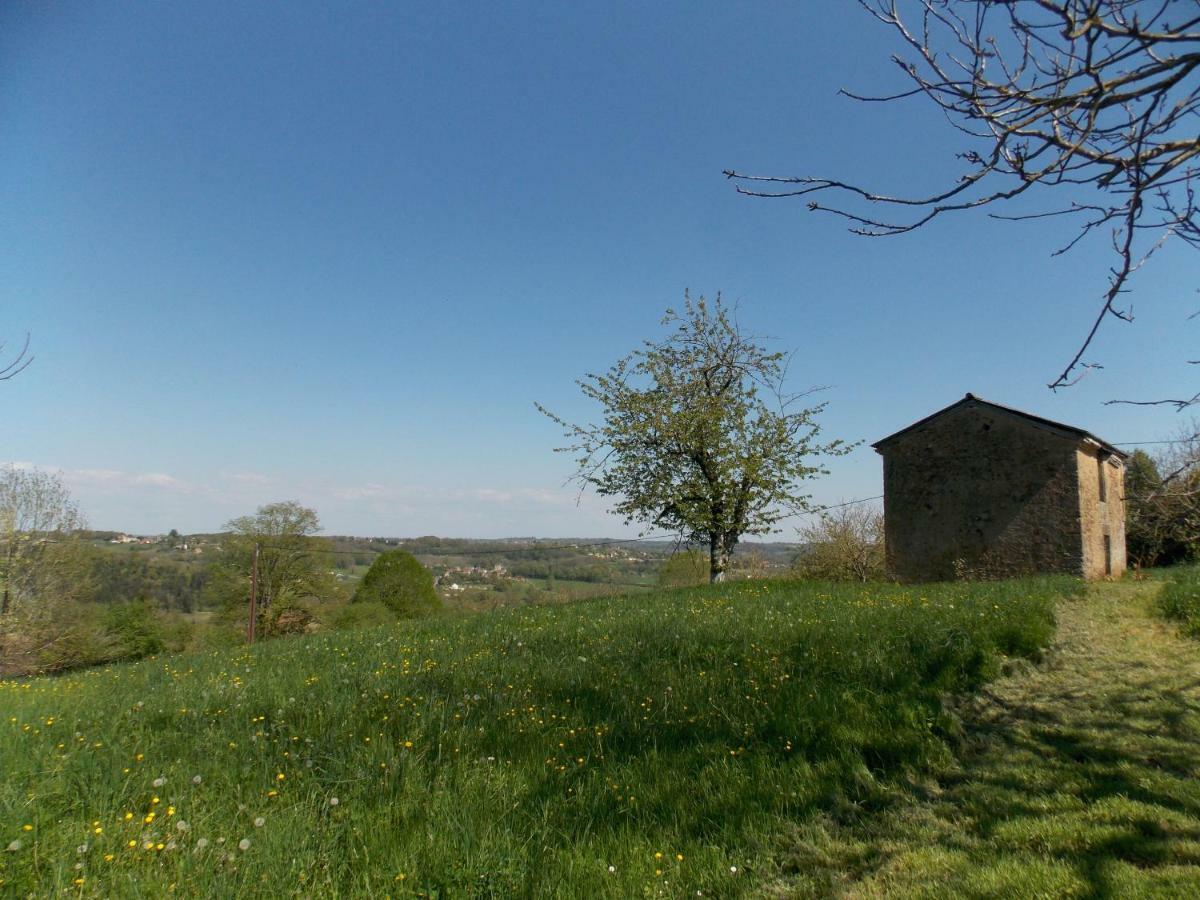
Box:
(880, 404), (1085, 582)
(1076, 445), (1127, 579)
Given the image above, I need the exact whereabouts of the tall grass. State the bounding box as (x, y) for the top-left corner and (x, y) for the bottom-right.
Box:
(1158, 563), (1200, 637)
(0, 577), (1068, 897)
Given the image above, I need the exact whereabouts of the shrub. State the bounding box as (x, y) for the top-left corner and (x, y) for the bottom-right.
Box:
(658, 550), (709, 587)
(793, 504), (886, 582)
(1158, 564), (1200, 637)
(330, 599), (397, 630)
(100, 598), (166, 661)
(352, 550), (442, 618)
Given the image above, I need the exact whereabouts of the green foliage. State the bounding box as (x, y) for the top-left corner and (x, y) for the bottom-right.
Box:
(0, 576), (1065, 896)
(1158, 564), (1200, 638)
(0, 465), (86, 616)
(79, 547), (206, 613)
(330, 599), (397, 630)
(100, 598), (167, 661)
(658, 549), (709, 587)
(205, 501), (344, 622)
(352, 550), (441, 618)
(539, 293), (851, 582)
(1124, 436), (1200, 568)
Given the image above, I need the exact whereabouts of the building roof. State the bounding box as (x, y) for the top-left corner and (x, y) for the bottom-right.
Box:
(872, 393), (1128, 459)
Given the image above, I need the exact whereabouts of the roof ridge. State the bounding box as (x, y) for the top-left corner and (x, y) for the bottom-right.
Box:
(872, 394), (1127, 458)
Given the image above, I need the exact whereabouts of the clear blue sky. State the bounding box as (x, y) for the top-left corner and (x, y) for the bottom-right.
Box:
(2, 1), (1195, 537)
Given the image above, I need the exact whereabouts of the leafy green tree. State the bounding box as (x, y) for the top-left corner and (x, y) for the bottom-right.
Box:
(207, 501), (340, 618)
(352, 550), (442, 618)
(657, 550), (709, 588)
(539, 293), (850, 582)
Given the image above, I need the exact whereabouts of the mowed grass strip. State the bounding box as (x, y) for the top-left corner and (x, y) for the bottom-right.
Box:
(770, 580), (1200, 899)
(0, 578), (1066, 898)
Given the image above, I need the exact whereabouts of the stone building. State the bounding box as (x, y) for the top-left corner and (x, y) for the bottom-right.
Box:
(873, 394), (1127, 582)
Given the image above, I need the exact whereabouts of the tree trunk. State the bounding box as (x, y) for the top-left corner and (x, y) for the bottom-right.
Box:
(709, 534), (729, 584)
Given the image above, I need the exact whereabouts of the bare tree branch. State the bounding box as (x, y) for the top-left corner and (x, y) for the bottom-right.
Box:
(0, 334), (33, 381)
(726, 0), (1199, 402)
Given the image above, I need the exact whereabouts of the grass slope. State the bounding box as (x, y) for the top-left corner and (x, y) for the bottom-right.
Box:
(773, 580), (1200, 898)
(0, 579), (1064, 898)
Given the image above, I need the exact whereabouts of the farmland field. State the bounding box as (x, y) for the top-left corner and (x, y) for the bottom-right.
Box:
(0, 578), (1066, 897)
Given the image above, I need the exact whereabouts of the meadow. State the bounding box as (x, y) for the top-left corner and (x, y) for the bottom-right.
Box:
(0, 577), (1069, 898)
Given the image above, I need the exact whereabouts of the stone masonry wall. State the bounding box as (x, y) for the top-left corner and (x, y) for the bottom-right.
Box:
(881, 404), (1084, 582)
(1076, 446), (1128, 578)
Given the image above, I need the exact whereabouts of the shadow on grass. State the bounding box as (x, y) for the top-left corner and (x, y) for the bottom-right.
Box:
(778, 587), (1200, 898)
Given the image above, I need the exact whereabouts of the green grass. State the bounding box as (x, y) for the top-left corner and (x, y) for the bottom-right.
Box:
(0, 578), (1066, 897)
(769, 580), (1200, 898)
(1157, 563), (1200, 637)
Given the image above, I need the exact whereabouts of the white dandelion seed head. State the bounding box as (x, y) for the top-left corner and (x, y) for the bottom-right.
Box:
(328, 797), (339, 807)
(152, 777), (166, 788)
(195, 838), (209, 850)
(191, 775), (202, 785)
(730, 866), (738, 873)
(76, 843), (88, 854)
(238, 838), (251, 851)
(254, 817), (265, 828)
(7, 840), (21, 852)
(607, 865), (616, 873)
(176, 820), (189, 831)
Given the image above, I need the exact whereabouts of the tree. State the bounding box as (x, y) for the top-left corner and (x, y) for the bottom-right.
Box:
(793, 504), (886, 582)
(1125, 426), (1200, 566)
(0, 467), (92, 674)
(352, 550), (442, 618)
(538, 294), (851, 582)
(0, 466), (85, 616)
(726, 1), (1200, 403)
(208, 501), (338, 616)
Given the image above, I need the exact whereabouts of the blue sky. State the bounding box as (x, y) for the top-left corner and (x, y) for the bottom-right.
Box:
(2, 1), (1195, 537)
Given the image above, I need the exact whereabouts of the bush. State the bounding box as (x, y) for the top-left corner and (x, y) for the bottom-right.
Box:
(330, 599), (397, 630)
(658, 550), (709, 587)
(1158, 564), (1200, 637)
(793, 505), (886, 582)
(100, 598), (167, 661)
(352, 550), (442, 618)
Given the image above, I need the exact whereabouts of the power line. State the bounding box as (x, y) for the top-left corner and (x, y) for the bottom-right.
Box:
(1113, 439), (1197, 446)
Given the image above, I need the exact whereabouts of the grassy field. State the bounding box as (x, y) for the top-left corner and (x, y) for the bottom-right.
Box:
(0, 578), (1065, 897)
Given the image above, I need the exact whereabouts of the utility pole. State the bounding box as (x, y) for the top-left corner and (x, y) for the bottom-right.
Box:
(247, 542), (260, 644)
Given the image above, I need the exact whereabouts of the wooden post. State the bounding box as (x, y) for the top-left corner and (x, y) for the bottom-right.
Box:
(247, 542), (260, 644)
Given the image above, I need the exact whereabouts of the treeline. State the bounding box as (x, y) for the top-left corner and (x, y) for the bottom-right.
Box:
(80, 549), (208, 612)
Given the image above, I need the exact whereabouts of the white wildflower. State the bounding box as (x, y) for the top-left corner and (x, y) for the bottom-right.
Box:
(238, 838), (251, 851)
